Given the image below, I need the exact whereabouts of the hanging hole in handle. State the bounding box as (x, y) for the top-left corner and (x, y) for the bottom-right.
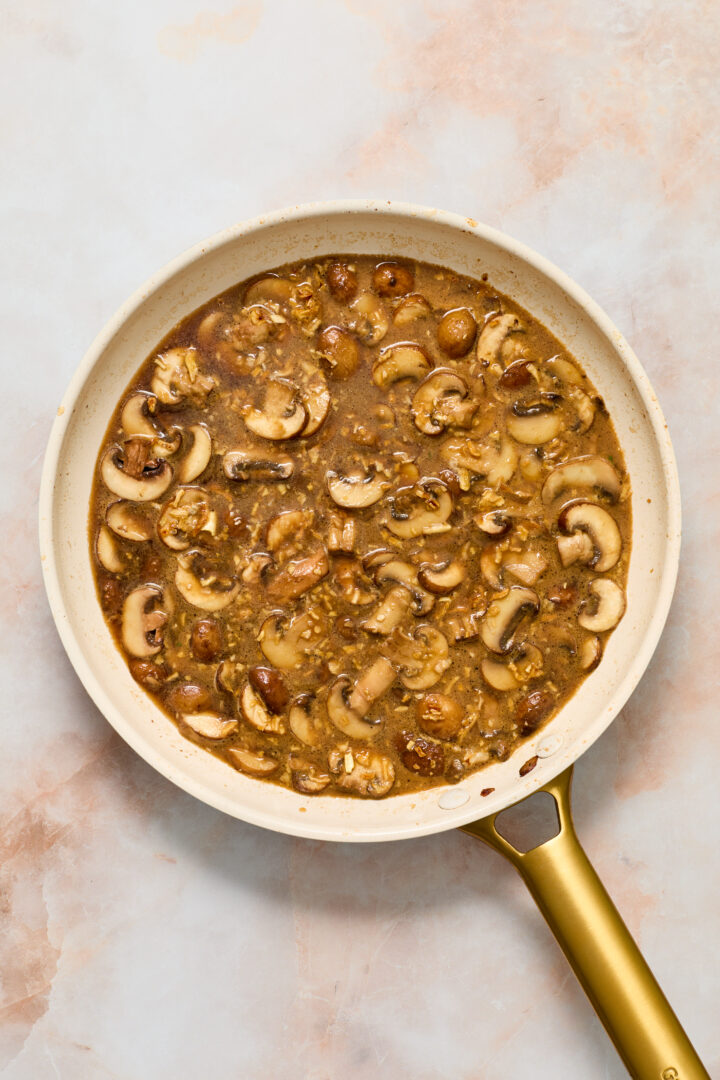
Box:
(494, 790), (560, 854)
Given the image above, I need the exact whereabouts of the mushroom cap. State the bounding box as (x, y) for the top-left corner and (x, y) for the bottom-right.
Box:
(417, 559), (466, 594)
(121, 585), (167, 658)
(578, 578), (626, 632)
(372, 343), (431, 388)
(559, 502), (622, 572)
(326, 465), (390, 509)
(101, 445), (173, 502)
(480, 586), (540, 654)
(240, 683), (284, 734)
(121, 392), (160, 439)
(506, 408), (563, 445)
(541, 455), (622, 504)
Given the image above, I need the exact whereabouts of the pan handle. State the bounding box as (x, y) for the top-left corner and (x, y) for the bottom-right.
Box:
(461, 765), (709, 1080)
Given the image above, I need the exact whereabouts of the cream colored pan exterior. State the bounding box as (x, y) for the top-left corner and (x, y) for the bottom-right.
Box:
(39, 201), (681, 842)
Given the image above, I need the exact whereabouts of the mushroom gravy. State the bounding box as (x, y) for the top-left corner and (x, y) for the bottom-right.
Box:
(89, 255), (631, 798)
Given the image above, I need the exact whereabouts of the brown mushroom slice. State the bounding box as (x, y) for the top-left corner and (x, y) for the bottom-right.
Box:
(385, 625), (451, 690)
(580, 635), (602, 671)
(181, 712), (238, 739)
(348, 291), (389, 345)
(326, 465), (390, 508)
(441, 435), (518, 487)
(417, 559), (466, 595)
(393, 293), (432, 327)
(348, 657), (396, 716)
(241, 552), (274, 584)
(151, 347), (214, 405)
(289, 755), (332, 795)
(327, 512), (355, 553)
(226, 747), (278, 777)
(266, 549), (329, 603)
(106, 501), (154, 542)
(158, 488), (211, 551)
(327, 677), (382, 739)
(556, 532), (595, 568)
(474, 509), (511, 536)
(175, 552), (240, 612)
(265, 509), (314, 553)
(362, 586), (413, 635)
(541, 455), (622, 504)
(259, 610), (325, 669)
(101, 445), (173, 502)
(244, 275), (295, 305)
(300, 369), (331, 436)
(558, 503), (622, 572)
(288, 694), (329, 747)
(122, 585), (167, 658)
(373, 560), (435, 615)
(372, 343), (431, 388)
(411, 369), (476, 435)
(240, 683), (284, 734)
(481, 657), (519, 691)
(121, 392), (160, 439)
(480, 587), (540, 654)
(546, 355), (583, 386)
(222, 449), (294, 483)
(96, 526), (125, 573)
(476, 313), (524, 365)
(578, 579), (626, 632)
(244, 379), (307, 440)
(334, 558), (375, 605)
(328, 745), (395, 798)
(178, 424), (212, 483)
(568, 386), (596, 433)
(506, 408), (563, 445)
(385, 479), (453, 539)
(444, 605), (483, 642)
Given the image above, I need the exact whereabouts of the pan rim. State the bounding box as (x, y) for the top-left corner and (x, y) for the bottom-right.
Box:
(38, 199), (681, 841)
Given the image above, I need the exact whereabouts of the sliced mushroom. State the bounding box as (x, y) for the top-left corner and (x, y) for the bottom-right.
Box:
(266, 548), (329, 602)
(417, 559), (466, 594)
(178, 425), (212, 483)
(121, 392), (160, 439)
(333, 558), (375, 605)
(174, 552), (240, 612)
(541, 456), (622, 504)
(327, 512), (355, 553)
(546, 355), (583, 386)
(244, 379), (307, 440)
(289, 755), (332, 795)
(300, 369), (331, 436)
(567, 385), (596, 432)
(580, 634), (602, 670)
(558, 502), (622, 572)
(393, 293), (432, 327)
(506, 408), (563, 445)
(226, 746), (278, 776)
(481, 540), (549, 590)
(288, 694), (329, 747)
(101, 445), (173, 502)
(240, 683), (284, 734)
(181, 712), (238, 739)
(385, 479), (453, 539)
(411, 369), (477, 435)
(244, 275), (295, 305)
(484, 642), (544, 688)
(106, 501), (155, 542)
(481, 657), (519, 691)
(158, 488), (211, 551)
(326, 464), (390, 508)
(362, 586), (413, 635)
(348, 291), (389, 345)
(96, 526), (125, 573)
(372, 343), (431, 388)
(151, 347), (214, 405)
(222, 449), (294, 483)
(241, 552), (274, 584)
(476, 313), (524, 365)
(328, 745), (395, 798)
(578, 579), (626, 632)
(373, 560), (435, 615)
(259, 610), (326, 669)
(348, 657), (396, 715)
(248, 666), (289, 713)
(444, 605), (483, 642)
(480, 587), (540, 654)
(327, 677), (382, 739)
(474, 509), (511, 536)
(121, 585), (167, 658)
(384, 625), (451, 690)
(265, 509), (314, 553)
(441, 435), (517, 487)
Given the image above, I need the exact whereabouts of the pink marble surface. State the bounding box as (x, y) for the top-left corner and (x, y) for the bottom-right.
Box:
(2, 1), (719, 1076)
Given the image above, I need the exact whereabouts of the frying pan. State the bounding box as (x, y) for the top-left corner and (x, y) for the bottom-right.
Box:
(39, 201), (709, 1079)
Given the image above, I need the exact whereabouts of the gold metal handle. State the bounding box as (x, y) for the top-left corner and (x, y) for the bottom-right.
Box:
(461, 766), (709, 1080)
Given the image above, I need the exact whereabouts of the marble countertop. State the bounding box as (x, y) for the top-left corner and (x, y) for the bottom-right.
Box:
(2, 2), (718, 1076)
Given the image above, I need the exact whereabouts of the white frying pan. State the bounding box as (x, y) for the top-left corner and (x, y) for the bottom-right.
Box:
(39, 202), (709, 1079)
